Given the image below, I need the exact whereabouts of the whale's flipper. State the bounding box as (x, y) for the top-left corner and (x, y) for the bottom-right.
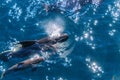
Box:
(1, 71), (6, 79)
(0, 50), (12, 62)
(17, 62), (24, 69)
(42, 44), (57, 54)
(47, 45), (57, 54)
(31, 64), (38, 72)
(17, 40), (37, 48)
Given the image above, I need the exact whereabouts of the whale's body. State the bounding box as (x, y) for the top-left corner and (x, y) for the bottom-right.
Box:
(1, 55), (44, 79)
(0, 33), (68, 61)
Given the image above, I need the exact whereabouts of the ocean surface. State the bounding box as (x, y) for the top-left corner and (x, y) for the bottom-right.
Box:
(0, 0), (120, 80)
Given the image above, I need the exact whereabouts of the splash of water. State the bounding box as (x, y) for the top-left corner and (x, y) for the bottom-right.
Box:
(41, 16), (65, 38)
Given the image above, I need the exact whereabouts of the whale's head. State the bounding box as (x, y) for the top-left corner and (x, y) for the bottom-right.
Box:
(48, 33), (69, 44)
(54, 33), (69, 43)
(38, 33), (69, 45)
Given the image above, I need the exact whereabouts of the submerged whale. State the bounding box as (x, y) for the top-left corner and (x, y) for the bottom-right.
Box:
(1, 54), (45, 79)
(43, 0), (102, 13)
(0, 33), (69, 61)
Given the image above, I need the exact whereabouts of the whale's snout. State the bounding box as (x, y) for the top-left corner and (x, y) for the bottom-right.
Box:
(56, 33), (69, 43)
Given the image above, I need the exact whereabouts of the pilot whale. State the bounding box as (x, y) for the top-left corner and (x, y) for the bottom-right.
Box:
(1, 54), (45, 79)
(0, 33), (68, 61)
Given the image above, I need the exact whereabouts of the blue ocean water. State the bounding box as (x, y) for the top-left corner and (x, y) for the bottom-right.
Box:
(0, 0), (120, 80)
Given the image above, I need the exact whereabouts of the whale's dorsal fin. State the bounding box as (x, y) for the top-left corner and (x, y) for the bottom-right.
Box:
(16, 40), (37, 48)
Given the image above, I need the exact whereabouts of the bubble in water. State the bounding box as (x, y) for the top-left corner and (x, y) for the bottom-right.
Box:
(58, 77), (67, 80)
(85, 57), (104, 78)
(6, 0), (12, 4)
(94, 20), (98, 26)
(8, 3), (22, 21)
(92, 0), (102, 5)
(108, 29), (116, 36)
(0, 66), (5, 72)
